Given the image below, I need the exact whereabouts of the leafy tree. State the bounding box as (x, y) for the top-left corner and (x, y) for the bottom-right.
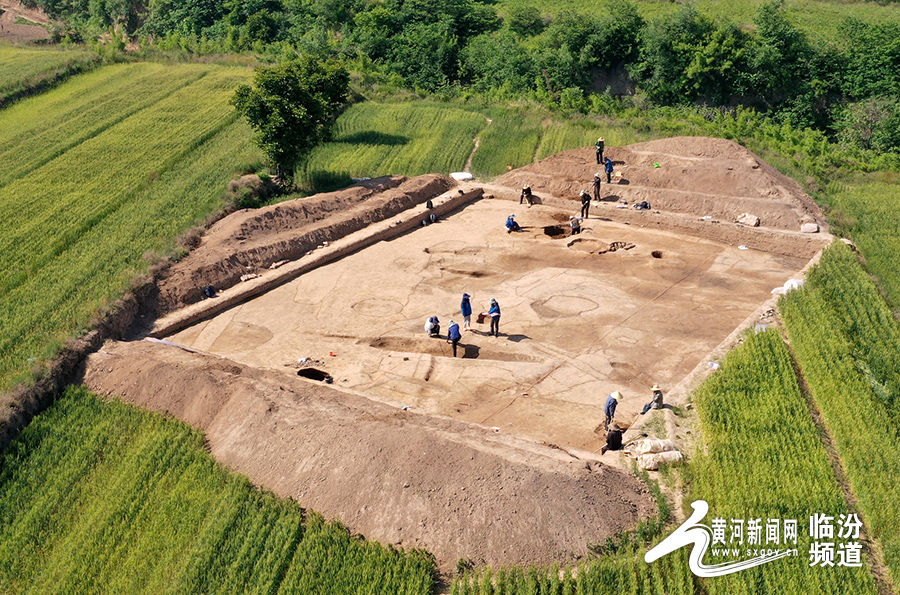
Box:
(232, 56), (349, 184)
(460, 30), (536, 91)
(630, 5), (715, 104)
(839, 18), (900, 100)
(505, 5), (544, 37)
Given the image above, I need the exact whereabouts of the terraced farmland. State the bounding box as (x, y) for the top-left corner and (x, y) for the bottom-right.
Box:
(0, 387), (434, 595)
(0, 61), (262, 389)
(0, 44), (97, 105)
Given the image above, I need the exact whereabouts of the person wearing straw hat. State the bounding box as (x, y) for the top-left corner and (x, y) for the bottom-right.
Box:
(601, 422), (625, 455)
(641, 384), (665, 414)
(520, 184), (534, 206)
(604, 391), (622, 431)
(592, 173), (602, 203)
(594, 137), (605, 164)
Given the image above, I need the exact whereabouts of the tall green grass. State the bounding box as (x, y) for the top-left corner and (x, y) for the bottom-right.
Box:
(782, 242), (900, 584)
(0, 387), (434, 594)
(0, 63), (261, 390)
(824, 180), (900, 309)
(0, 44), (98, 106)
(299, 102), (488, 189)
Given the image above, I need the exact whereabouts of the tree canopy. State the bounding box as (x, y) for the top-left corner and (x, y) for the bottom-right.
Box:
(231, 56), (349, 184)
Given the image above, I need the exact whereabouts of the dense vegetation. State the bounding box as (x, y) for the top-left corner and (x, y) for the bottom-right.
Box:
(19, 0), (900, 152)
(0, 61), (262, 390)
(453, 329), (880, 593)
(782, 242), (900, 583)
(0, 387), (435, 594)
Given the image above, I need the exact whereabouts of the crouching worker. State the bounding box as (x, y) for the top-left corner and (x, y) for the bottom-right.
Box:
(506, 214), (521, 233)
(569, 215), (582, 235)
(640, 384), (664, 414)
(520, 184), (534, 206)
(425, 316), (441, 337)
(601, 422), (625, 455)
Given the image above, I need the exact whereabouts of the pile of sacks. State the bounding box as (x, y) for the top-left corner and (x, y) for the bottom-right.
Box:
(623, 438), (684, 470)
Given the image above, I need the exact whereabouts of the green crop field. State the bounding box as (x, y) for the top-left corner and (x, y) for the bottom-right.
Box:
(782, 242), (900, 583)
(495, 0), (900, 42)
(0, 44), (97, 105)
(299, 102), (488, 188)
(454, 328), (881, 594)
(825, 180), (900, 308)
(0, 62), (262, 390)
(301, 101), (659, 189)
(0, 387), (434, 595)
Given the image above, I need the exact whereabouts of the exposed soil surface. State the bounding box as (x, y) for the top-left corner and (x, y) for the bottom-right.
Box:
(152, 174), (453, 315)
(495, 136), (824, 232)
(76, 136), (830, 572)
(81, 340), (656, 569)
(0, 0), (51, 42)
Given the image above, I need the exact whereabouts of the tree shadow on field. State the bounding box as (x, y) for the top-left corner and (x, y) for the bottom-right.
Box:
(303, 170), (354, 194)
(338, 131), (409, 146)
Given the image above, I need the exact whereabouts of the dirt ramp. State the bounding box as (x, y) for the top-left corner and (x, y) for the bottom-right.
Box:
(155, 174), (454, 314)
(495, 136), (822, 231)
(81, 340), (656, 568)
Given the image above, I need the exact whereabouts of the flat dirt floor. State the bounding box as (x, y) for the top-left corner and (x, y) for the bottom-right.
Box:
(167, 198), (810, 451)
(82, 136), (830, 571)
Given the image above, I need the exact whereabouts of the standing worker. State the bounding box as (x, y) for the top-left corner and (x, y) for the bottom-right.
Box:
(488, 298), (501, 337)
(581, 189), (591, 218)
(592, 173), (602, 203)
(641, 384), (665, 414)
(460, 293), (473, 331)
(447, 320), (462, 357)
(604, 391), (622, 431)
(604, 157), (614, 184)
(520, 184), (534, 206)
(569, 215), (582, 235)
(595, 137), (605, 164)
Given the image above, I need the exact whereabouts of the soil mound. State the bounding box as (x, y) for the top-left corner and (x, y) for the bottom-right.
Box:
(154, 174), (454, 314)
(495, 136), (822, 231)
(81, 340), (656, 569)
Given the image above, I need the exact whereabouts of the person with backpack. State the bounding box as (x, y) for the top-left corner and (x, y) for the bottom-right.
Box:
(460, 293), (473, 331)
(581, 189), (591, 218)
(604, 157), (614, 183)
(488, 298), (501, 337)
(447, 320), (462, 356)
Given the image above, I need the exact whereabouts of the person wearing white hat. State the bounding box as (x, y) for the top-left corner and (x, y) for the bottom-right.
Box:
(592, 173), (602, 203)
(604, 391), (622, 431)
(570, 215), (582, 235)
(641, 384), (665, 414)
(505, 213), (521, 233)
(447, 320), (462, 357)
